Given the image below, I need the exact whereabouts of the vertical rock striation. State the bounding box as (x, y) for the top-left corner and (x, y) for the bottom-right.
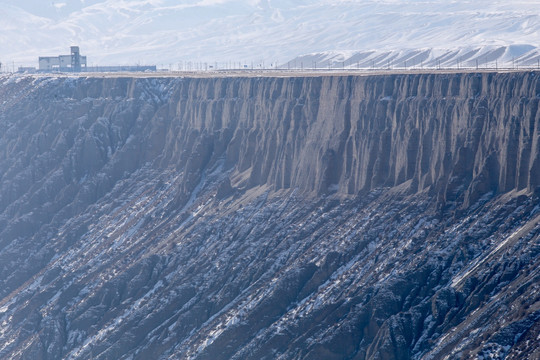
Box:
(3, 73), (539, 211)
(151, 73), (540, 204)
(0, 72), (539, 359)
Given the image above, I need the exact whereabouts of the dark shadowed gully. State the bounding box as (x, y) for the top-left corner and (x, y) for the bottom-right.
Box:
(0, 72), (539, 359)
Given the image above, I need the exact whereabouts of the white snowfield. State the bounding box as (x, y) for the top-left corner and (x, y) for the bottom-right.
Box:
(1, 0), (539, 69)
(286, 45), (540, 70)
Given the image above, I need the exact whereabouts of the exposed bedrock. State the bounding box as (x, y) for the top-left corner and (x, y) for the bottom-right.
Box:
(155, 72), (540, 205)
(2, 72), (540, 218)
(0, 72), (539, 359)
(163, 72), (540, 204)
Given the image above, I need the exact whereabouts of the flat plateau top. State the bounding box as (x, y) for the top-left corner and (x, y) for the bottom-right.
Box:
(5, 68), (540, 79)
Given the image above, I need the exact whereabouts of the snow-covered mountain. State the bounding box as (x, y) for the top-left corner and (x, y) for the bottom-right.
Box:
(286, 45), (540, 70)
(1, 0), (540, 69)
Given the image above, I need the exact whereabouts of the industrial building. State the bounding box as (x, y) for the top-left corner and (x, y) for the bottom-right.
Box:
(39, 46), (87, 72)
(37, 46), (156, 73)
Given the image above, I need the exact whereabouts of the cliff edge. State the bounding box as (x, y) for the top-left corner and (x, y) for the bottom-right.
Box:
(0, 72), (539, 359)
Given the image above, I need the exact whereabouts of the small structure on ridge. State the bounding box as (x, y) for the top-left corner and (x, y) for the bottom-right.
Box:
(39, 46), (87, 72)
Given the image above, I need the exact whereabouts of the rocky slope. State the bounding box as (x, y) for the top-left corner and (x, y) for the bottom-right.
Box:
(0, 72), (539, 359)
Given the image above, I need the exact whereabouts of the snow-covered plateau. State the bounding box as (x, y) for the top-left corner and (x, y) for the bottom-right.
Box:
(0, 71), (539, 359)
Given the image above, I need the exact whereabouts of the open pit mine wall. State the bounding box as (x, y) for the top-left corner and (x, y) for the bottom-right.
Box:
(2, 72), (540, 220)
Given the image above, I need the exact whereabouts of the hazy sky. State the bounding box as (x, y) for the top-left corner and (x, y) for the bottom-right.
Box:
(1, 0), (539, 68)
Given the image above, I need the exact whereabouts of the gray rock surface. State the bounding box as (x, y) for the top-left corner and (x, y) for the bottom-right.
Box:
(0, 72), (539, 359)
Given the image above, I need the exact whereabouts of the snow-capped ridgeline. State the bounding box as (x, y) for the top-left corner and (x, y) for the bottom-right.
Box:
(286, 45), (540, 70)
(1, 0), (539, 69)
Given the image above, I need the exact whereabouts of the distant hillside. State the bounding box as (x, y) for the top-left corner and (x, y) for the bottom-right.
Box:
(285, 45), (540, 70)
(1, 0), (540, 68)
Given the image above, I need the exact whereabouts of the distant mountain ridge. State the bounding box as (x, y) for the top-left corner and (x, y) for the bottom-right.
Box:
(285, 45), (540, 70)
(1, 0), (540, 69)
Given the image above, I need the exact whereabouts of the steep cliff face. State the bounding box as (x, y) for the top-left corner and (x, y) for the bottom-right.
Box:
(0, 73), (539, 359)
(147, 73), (540, 203)
(162, 72), (540, 203)
(2, 73), (539, 212)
